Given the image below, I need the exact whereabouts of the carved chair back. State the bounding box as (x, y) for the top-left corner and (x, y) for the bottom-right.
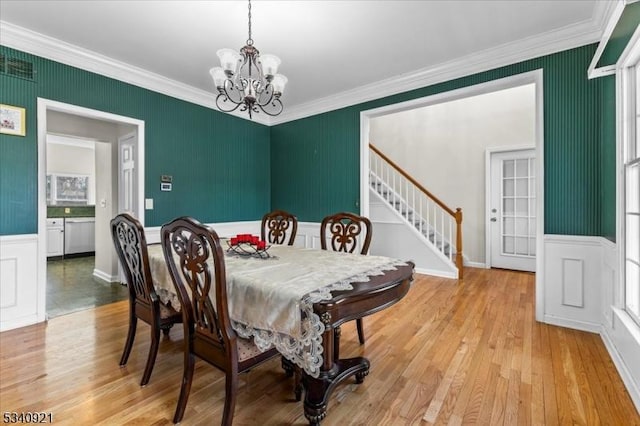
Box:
(161, 217), (234, 360)
(111, 213), (155, 309)
(320, 212), (372, 255)
(161, 216), (280, 424)
(261, 209), (298, 246)
(111, 212), (182, 386)
(320, 212), (373, 347)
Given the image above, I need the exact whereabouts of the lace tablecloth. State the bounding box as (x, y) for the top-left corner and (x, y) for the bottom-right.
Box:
(147, 244), (407, 377)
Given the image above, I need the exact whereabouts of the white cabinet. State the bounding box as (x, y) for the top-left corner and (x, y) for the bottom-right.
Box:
(64, 217), (95, 255)
(46, 218), (64, 257)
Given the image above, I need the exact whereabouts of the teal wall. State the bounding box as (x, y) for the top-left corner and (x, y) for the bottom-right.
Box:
(270, 109), (361, 218)
(271, 44), (616, 237)
(1, 43), (617, 238)
(0, 46), (270, 235)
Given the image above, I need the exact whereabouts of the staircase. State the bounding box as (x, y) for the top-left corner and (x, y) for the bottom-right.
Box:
(369, 144), (463, 278)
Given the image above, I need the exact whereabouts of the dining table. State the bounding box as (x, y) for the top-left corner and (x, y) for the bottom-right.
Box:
(146, 241), (415, 425)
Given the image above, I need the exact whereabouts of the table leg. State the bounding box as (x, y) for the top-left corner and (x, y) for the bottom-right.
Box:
(302, 358), (370, 425)
(333, 326), (341, 361)
(303, 318), (370, 425)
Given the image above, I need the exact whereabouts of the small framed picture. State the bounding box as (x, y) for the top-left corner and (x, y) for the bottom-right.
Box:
(0, 104), (26, 136)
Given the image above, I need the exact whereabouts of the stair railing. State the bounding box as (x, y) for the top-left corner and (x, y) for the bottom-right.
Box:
(369, 143), (463, 278)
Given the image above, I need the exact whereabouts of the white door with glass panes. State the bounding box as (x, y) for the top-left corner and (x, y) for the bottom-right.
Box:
(489, 149), (536, 272)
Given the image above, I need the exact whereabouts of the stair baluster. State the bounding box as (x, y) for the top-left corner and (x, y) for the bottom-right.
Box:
(369, 143), (463, 278)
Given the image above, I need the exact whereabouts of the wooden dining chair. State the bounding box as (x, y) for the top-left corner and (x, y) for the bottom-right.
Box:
(320, 212), (373, 345)
(110, 213), (182, 386)
(161, 216), (280, 425)
(261, 209), (298, 245)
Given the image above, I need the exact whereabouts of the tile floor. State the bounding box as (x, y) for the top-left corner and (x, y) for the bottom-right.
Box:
(46, 256), (129, 318)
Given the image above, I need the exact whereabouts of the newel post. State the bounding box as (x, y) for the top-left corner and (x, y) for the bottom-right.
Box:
(455, 208), (463, 279)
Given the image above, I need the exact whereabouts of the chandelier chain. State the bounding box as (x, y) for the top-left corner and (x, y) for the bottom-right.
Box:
(247, 0), (253, 46)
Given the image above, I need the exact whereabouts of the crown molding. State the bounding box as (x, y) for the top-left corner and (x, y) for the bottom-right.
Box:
(1, 2), (612, 128)
(0, 21), (271, 126)
(270, 15), (607, 125)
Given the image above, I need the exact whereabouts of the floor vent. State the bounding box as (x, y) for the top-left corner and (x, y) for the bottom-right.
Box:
(0, 55), (36, 81)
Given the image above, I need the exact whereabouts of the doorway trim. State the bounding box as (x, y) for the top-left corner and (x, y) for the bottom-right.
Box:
(36, 98), (145, 321)
(359, 69), (544, 320)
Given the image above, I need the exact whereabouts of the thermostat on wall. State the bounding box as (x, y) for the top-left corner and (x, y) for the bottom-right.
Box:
(160, 183), (172, 191)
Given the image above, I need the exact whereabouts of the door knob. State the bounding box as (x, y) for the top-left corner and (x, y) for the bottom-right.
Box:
(490, 217), (497, 222)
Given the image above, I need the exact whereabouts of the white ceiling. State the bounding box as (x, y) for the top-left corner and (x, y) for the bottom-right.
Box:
(0, 1), (614, 124)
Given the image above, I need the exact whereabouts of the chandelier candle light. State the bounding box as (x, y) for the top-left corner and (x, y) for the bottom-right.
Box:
(210, 0), (287, 118)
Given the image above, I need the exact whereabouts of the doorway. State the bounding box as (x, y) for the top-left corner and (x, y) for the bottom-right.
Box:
(487, 148), (536, 272)
(45, 134), (127, 317)
(360, 70), (544, 318)
(37, 98), (145, 320)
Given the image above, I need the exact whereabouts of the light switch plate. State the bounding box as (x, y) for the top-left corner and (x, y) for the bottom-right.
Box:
(145, 198), (154, 210)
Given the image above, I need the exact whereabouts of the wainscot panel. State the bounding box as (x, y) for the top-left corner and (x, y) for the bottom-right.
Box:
(543, 234), (603, 332)
(0, 234), (42, 331)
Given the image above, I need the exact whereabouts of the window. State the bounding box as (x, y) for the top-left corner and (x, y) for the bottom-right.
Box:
(624, 60), (640, 325)
(46, 174), (89, 206)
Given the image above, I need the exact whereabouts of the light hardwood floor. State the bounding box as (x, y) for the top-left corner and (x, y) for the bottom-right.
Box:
(1, 268), (638, 425)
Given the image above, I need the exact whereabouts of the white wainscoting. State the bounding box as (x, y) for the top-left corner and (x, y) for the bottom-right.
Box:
(144, 221), (319, 249)
(0, 234), (43, 332)
(542, 235), (603, 332)
(599, 239), (640, 411)
(144, 221), (263, 245)
(293, 222), (321, 249)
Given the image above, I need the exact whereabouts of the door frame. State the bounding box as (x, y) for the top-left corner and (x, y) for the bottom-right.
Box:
(36, 98), (145, 322)
(359, 69), (544, 320)
(485, 146), (536, 270)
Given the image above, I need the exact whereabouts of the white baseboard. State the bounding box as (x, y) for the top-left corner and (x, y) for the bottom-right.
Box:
(0, 314), (44, 332)
(600, 323), (640, 412)
(463, 260), (487, 269)
(414, 267), (458, 279)
(93, 268), (118, 283)
(542, 314), (601, 334)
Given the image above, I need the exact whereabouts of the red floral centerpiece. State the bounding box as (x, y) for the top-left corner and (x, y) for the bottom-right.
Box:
(227, 233), (270, 258)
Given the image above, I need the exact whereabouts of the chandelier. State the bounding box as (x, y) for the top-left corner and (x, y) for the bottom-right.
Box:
(209, 0), (287, 119)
